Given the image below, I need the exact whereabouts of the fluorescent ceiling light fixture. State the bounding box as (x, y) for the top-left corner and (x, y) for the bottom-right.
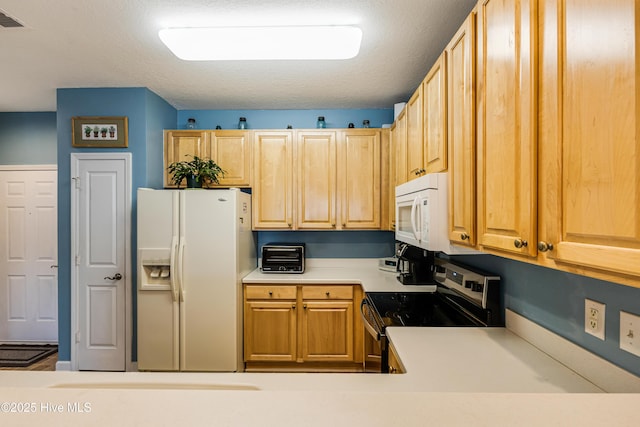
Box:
(159, 25), (362, 60)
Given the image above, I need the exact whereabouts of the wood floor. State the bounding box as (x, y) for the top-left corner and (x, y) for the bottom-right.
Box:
(0, 352), (58, 371)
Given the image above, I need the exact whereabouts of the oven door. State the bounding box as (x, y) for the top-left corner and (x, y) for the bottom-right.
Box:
(360, 298), (388, 373)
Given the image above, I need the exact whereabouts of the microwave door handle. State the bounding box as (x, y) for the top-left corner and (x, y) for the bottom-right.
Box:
(411, 196), (421, 241)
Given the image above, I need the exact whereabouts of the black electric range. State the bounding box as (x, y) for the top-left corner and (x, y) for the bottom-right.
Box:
(361, 260), (502, 372)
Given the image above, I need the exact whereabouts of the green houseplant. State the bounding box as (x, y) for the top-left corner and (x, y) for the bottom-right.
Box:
(167, 155), (225, 188)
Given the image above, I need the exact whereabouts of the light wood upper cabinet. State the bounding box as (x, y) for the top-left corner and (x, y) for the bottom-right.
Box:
(164, 130), (251, 188)
(296, 131), (337, 230)
(394, 110), (408, 186)
(538, 0), (640, 283)
(476, 0), (538, 258)
(210, 130), (251, 187)
(163, 130), (210, 188)
(447, 10), (477, 247)
(406, 88), (425, 179)
(338, 129), (381, 229)
(423, 51), (448, 174)
(252, 131), (294, 230)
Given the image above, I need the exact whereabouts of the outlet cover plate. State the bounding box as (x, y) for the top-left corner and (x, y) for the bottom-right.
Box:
(620, 311), (640, 357)
(585, 299), (605, 340)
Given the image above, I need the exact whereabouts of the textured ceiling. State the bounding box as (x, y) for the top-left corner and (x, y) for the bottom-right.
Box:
(0, 0), (477, 112)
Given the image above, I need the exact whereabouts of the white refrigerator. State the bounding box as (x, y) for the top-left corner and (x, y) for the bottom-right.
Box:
(136, 188), (255, 371)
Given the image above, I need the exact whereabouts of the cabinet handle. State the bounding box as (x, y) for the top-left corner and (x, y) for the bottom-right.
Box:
(292, 304), (296, 310)
(287, 222), (292, 228)
(325, 291), (330, 297)
(460, 233), (469, 241)
(537, 241), (554, 252)
(514, 239), (528, 249)
(389, 366), (397, 374)
(303, 304), (307, 309)
(268, 291), (273, 297)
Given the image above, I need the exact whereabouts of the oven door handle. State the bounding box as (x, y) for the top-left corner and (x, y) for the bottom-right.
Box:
(360, 298), (381, 341)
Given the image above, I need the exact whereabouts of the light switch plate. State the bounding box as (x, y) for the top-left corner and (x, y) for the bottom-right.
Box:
(619, 311), (640, 357)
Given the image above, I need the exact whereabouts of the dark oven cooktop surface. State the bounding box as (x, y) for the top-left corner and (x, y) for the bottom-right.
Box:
(366, 291), (489, 328)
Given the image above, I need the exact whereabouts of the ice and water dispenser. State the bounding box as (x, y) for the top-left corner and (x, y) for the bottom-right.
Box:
(139, 248), (172, 290)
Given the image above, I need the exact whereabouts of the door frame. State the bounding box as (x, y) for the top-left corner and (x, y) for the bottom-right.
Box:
(70, 153), (132, 371)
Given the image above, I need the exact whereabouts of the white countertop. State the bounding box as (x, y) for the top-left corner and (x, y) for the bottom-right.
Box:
(1, 259), (639, 426)
(243, 258), (437, 292)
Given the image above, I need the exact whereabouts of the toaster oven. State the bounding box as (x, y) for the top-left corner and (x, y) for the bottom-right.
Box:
(261, 243), (305, 273)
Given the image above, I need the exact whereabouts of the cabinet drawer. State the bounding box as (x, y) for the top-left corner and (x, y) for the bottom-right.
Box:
(245, 285), (296, 300)
(301, 285), (353, 300)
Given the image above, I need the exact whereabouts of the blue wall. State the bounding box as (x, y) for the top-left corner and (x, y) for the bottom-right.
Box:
(177, 109), (393, 130)
(56, 87), (176, 362)
(258, 231), (395, 259)
(0, 112), (57, 164)
(447, 253), (640, 377)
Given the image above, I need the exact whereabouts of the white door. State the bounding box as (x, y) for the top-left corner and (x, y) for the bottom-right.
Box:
(71, 153), (131, 371)
(0, 166), (58, 343)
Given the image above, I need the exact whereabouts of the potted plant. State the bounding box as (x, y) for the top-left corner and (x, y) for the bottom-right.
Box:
(84, 126), (92, 138)
(109, 126), (116, 138)
(100, 127), (108, 138)
(167, 155), (225, 188)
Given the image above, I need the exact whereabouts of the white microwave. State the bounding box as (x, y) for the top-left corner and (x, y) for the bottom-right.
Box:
(395, 172), (477, 254)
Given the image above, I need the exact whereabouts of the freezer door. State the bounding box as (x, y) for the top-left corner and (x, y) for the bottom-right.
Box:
(136, 189), (180, 371)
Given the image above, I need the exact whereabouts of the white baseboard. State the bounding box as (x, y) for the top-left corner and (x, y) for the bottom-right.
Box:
(506, 309), (640, 393)
(55, 360), (72, 371)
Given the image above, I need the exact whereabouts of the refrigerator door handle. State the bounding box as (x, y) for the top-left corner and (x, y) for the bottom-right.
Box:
(169, 236), (179, 302)
(177, 236), (186, 302)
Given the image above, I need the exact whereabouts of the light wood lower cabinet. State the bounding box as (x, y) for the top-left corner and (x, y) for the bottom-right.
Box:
(387, 341), (405, 374)
(244, 283), (362, 371)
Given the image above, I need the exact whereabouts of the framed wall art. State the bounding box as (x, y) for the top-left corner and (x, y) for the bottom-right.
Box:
(72, 116), (128, 148)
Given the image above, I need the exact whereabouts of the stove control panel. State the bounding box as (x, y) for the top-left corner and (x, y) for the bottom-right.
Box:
(433, 260), (500, 309)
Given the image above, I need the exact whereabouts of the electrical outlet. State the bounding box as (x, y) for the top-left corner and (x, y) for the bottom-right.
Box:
(620, 311), (640, 357)
(584, 299), (605, 340)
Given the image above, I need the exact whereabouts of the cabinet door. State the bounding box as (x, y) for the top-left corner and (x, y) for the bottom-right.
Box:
(296, 131), (337, 229)
(394, 110), (408, 186)
(301, 300), (354, 362)
(423, 51), (448, 174)
(210, 130), (251, 187)
(447, 11), (477, 247)
(406, 88), (425, 179)
(539, 0), (640, 278)
(252, 131), (294, 229)
(244, 300), (297, 362)
(338, 129), (381, 229)
(163, 130), (209, 188)
(476, 0), (538, 257)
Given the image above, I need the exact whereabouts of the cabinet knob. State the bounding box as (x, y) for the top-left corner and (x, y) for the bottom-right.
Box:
(268, 291), (273, 296)
(303, 304), (307, 309)
(325, 291), (330, 297)
(287, 222), (292, 228)
(537, 241), (554, 252)
(292, 304), (296, 310)
(460, 233), (469, 241)
(514, 239), (528, 249)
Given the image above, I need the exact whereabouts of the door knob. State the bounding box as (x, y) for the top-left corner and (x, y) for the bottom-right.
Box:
(104, 273), (122, 281)
(537, 241), (554, 252)
(513, 239), (528, 249)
